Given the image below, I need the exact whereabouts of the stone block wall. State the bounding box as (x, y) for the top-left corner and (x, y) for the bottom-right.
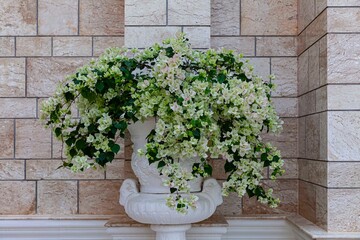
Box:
(298, 0), (360, 232)
(0, 0), (126, 216)
(211, 0), (299, 216)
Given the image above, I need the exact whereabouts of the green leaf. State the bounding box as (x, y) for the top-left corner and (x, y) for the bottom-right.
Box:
(193, 129), (201, 139)
(65, 137), (76, 146)
(69, 148), (77, 157)
(165, 47), (175, 57)
(217, 73), (226, 83)
(204, 163), (213, 176)
(75, 139), (86, 150)
(111, 144), (120, 154)
(224, 160), (235, 173)
(170, 187), (177, 193)
(95, 81), (105, 93)
(157, 160), (166, 169)
(54, 127), (62, 137)
(64, 91), (74, 101)
(114, 121), (127, 131)
(246, 188), (255, 198)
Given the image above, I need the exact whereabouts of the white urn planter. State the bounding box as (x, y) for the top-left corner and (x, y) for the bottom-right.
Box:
(120, 118), (223, 240)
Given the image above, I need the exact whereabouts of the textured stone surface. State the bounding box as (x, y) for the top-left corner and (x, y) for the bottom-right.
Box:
(308, 42), (320, 91)
(298, 0), (315, 32)
(299, 180), (316, 222)
(241, 0), (297, 35)
(0, 98), (36, 118)
(328, 0), (360, 6)
(243, 180), (298, 214)
(79, 180), (124, 214)
(183, 27), (210, 49)
(168, 0), (211, 25)
(125, 27), (180, 48)
(216, 180), (242, 216)
(306, 11), (327, 50)
(316, 86), (327, 112)
(271, 57), (297, 97)
(328, 162), (360, 188)
(0, 58), (26, 97)
(298, 51), (309, 95)
(248, 58), (270, 80)
(0, 160), (24, 180)
(80, 0), (124, 35)
(16, 37), (52, 56)
(27, 58), (90, 97)
(315, 0), (327, 16)
(26, 160), (105, 180)
(328, 34), (360, 84)
(209, 159), (228, 180)
(93, 37), (124, 56)
(277, 159), (298, 179)
(211, 0), (240, 35)
(37, 181), (77, 215)
(0, 181), (35, 214)
(298, 117), (306, 158)
(15, 119), (51, 158)
(0, 37), (15, 56)
(263, 118), (298, 143)
(299, 91), (316, 116)
(53, 37), (92, 56)
(211, 37), (255, 56)
(256, 37), (297, 56)
(125, 0), (166, 25)
(0, 120), (14, 158)
(306, 114), (320, 160)
(38, 0), (78, 35)
(328, 189), (360, 232)
(319, 112), (328, 161)
(319, 35), (327, 86)
(272, 98), (298, 118)
(328, 8), (360, 32)
(105, 160), (126, 179)
(328, 111), (360, 161)
(328, 85), (360, 110)
(0, 0), (36, 35)
(299, 159), (327, 187)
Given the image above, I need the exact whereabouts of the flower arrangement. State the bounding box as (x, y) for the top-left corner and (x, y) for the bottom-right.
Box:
(41, 33), (284, 213)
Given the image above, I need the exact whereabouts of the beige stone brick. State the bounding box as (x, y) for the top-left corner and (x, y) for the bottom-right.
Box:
(208, 159), (227, 180)
(328, 189), (360, 231)
(298, 117), (306, 158)
(0, 181), (35, 214)
(298, 49), (309, 97)
(256, 37), (297, 57)
(0, 98), (36, 118)
(319, 35), (327, 86)
(299, 159), (327, 186)
(306, 11), (327, 49)
(125, 27), (180, 48)
(316, 86), (327, 112)
(328, 85), (360, 110)
(26, 160), (105, 180)
(328, 111), (360, 161)
(328, 162), (360, 188)
(38, 0), (78, 35)
(0, 160), (24, 180)
(15, 119), (51, 159)
(243, 180), (298, 214)
(247, 58), (270, 80)
(211, 0), (240, 36)
(270, 141), (298, 158)
(125, 0), (166, 25)
(241, 0), (297, 35)
(79, 180), (124, 214)
(276, 159), (298, 179)
(27, 58), (90, 97)
(0, 37), (15, 56)
(315, 0), (327, 16)
(308, 42), (320, 91)
(299, 180), (316, 223)
(16, 37), (51, 56)
(168, 0), (211, 25)
(105, 160), (125, 179)
(210, 37), (255, 56)
(37, 181), (78, 215)
(298, 0), (316, 32)
(299, 91), (316, 116)
(328, 34), (360, 84)
(0, 120), (14, 158)
(183, 27), (210, 49)
(319, 112), (328, 161)
(0, 0), (36, 35)
(298, 30), (306, 55)
(93, 37), (124, 56)
(328, 0), (360, 6)
(0, 58), (25, 97)
(217, 181), (242, 216)
(306, 114), (320, 160)
(124, 160), (136, 179)
(53, 37), (92, 57)
(263, 118), (298, 143)
(272, 98), (298, 118)
(80, 0), (124, 35)
(271, 57), (297, 97)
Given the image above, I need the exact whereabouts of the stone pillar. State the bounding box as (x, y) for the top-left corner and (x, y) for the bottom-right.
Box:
(298, 0), (360, 232)
(124, 0), (211, 49)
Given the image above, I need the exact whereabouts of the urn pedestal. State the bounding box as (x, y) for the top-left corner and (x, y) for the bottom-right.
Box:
(119, 118), (223, 240)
